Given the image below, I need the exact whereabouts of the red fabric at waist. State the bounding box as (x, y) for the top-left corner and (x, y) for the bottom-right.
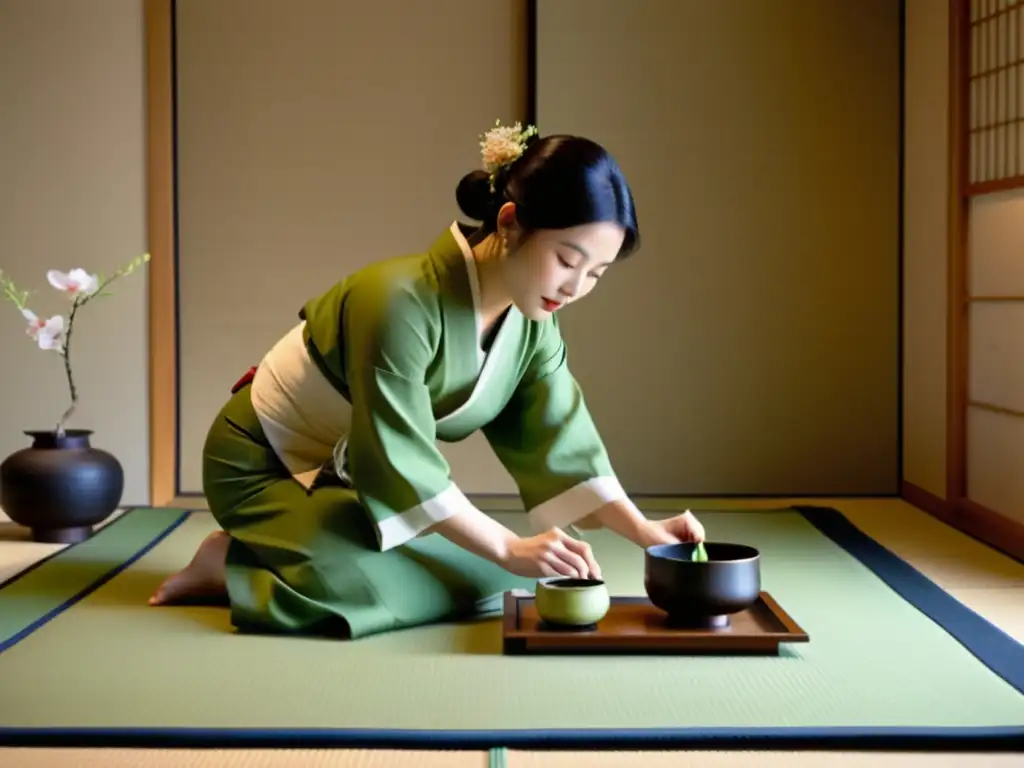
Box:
(231, 366), (258, 394)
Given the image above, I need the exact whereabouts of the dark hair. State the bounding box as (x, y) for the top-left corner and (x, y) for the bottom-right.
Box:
(456, 134), (640, 260)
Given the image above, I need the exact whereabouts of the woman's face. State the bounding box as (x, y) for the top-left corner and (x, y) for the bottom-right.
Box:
(497, 205), (626, 322)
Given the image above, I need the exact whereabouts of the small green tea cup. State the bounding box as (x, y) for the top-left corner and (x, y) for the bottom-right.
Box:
(534, 577), (610, 627)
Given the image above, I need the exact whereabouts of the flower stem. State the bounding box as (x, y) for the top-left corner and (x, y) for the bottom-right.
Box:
(53, 259), (142, 436)
(56, 298), (80, 436)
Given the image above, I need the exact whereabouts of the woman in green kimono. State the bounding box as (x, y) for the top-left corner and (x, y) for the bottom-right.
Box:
(149, 122), (705, 638)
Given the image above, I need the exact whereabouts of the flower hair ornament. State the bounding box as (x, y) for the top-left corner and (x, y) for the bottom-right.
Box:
(479, 119), (538, 192)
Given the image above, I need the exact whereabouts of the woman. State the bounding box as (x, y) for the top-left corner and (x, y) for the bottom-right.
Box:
(149, 122), (705, 639)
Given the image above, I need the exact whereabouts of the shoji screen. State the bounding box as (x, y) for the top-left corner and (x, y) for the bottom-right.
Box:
(968, 0), (1024, 185)
(963, 0), (1024, 523)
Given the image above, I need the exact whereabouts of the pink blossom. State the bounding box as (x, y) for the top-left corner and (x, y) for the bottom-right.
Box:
(21, 308), (65, 351)
(47, 268), (99, 297)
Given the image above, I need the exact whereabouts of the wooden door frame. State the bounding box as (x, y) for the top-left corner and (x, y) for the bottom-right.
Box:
(902, 0), (1024, 563)
(145, 0), (178, 507)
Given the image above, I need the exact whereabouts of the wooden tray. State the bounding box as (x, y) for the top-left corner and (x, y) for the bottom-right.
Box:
(501, 590), (809, 655)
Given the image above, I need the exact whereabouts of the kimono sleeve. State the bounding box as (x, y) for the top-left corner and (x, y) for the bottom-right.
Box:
(481, 320), (628, 533)
(340, 281), (476, 551)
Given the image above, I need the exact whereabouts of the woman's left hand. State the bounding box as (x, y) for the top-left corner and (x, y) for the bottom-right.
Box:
(655, 510), (705, 543)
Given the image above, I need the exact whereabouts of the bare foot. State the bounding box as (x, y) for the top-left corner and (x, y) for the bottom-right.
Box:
(148, 530), (230, 606)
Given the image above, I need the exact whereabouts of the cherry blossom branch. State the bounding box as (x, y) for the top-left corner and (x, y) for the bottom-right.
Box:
(56, 297), (81, 434)
(51, 255), (150, 435)
(1, 254), (151, 436)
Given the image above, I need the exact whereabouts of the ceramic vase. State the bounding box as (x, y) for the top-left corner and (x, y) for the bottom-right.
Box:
(0, 429), (124, 543)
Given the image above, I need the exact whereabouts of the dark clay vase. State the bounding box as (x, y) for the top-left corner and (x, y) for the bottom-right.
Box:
(0, 430), (124, 544)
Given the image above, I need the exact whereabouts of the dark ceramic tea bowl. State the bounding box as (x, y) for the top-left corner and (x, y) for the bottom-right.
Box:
(643, 542), (761, 628)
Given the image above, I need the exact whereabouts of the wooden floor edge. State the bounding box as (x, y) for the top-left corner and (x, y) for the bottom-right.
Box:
(900, 481), (949, 519)
(901, 480), (1024, 563)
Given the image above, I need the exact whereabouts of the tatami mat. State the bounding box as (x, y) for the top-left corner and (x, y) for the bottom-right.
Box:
(1, 748), (1023, 768)
(1, 497), (1022, 767)
(508, 751), (1024, 766)
(0, 749), (489, 767)
(3, 747), (1024, 767)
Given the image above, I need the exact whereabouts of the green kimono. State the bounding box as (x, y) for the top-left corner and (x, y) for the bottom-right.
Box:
(201, 222), (625, 639)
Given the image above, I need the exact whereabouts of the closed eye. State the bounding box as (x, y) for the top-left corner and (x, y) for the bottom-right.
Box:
(558, 251), (602, 278)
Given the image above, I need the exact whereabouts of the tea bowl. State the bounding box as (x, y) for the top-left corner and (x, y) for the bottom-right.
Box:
(534, 577), (610, 629)
(643, 541), (761, 628)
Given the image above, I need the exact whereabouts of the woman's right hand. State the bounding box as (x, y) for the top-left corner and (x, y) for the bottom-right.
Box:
(501, 528), (602, 580)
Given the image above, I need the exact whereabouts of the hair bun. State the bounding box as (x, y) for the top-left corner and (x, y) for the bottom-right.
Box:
(456, 170), (497, 222)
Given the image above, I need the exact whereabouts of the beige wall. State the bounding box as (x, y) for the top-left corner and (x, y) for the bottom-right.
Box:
(0, 0), (150, 507)
(175, 0), (902, 498)
(173, 0), (529, 496)
(0, 0), (961, 509)
(534, 0), (901, 495)
(902, 0), (951, 500)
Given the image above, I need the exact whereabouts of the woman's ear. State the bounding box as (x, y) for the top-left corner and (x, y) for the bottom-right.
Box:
(496, 202), (523, 253)
(496, 202), (518, 238)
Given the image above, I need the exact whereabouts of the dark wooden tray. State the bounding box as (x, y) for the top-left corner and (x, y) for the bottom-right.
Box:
(501, 590), (809, 655)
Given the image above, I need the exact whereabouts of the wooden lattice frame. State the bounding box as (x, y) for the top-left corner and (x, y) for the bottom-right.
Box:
(965, 0), (1024, 194)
